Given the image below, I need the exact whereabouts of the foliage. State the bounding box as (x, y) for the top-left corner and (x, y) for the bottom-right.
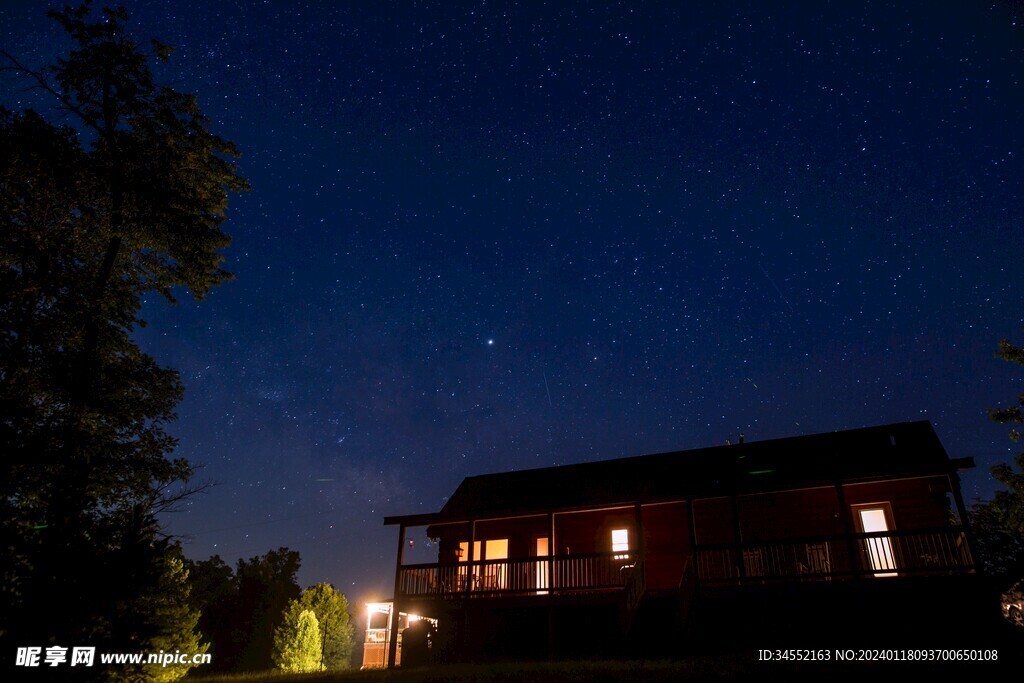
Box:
(143, 549), (209, 682)
(186, 548), (302, 673)
(970, 334), (1024, 578)
(273, 609), (323, 673)
(0, 2), (245, 675)
(969, 502), (1024, 578)
(235, 548), (303, 670)
(274, 583), (355, 670)
(185, 554), (237, 667)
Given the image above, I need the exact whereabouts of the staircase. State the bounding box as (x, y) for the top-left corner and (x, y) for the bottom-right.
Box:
(619, 559), (646, 634)
(621, 558), (701, 657)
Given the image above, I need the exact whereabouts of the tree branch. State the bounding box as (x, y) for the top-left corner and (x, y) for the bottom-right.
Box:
(0, 48), (104, 136)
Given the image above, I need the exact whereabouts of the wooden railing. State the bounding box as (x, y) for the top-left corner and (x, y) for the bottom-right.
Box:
(398, 552), (636, 598)
(396, 528), (973, 599)
(696, 527), (974, 585)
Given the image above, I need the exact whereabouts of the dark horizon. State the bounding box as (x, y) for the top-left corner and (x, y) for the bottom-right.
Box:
(2, 0), (1022, 607)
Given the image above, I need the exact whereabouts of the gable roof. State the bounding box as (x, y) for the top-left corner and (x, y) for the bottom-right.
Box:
(385, 421), (967, 527)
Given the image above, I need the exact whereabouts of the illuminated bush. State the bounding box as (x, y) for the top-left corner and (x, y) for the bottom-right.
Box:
(273, 609), (322, 672)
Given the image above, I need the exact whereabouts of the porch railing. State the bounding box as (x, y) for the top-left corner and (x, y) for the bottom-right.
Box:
(396, 527), (974, 599)
(398, 552), (636, 598)
(695, 527), (974, 585)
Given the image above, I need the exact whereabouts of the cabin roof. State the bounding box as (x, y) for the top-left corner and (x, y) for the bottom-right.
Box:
(385, 421), (968, 527)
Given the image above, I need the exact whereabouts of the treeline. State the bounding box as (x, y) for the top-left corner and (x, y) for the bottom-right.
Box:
(185, 548), (355, 674)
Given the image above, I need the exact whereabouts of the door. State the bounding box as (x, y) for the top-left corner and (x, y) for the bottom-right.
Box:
(457, 540), (481, 590)
(855, 505), (897, 576)
(483, 538), (508, 590)
(536, 537), (549, 594)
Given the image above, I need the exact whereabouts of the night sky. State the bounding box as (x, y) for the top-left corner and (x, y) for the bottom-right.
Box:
(2, 1), (1023, 604)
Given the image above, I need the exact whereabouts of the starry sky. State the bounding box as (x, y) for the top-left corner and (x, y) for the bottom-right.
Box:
(2, 1), (1023, 602)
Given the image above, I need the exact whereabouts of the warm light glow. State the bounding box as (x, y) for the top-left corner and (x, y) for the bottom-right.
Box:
(365, 602), (392, 632)
(858, 507), (897, 576)
(361, 601), (439, 668)
(460, 539), (510, 589)
(536, 537), (549, 594)
(612, 528), (629, 558)
(458, 540), (482, 561)
(486, 538), (509, 560)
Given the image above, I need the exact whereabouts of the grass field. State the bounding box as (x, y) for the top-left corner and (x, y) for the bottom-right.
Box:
(188, 657), (755, 683)
(185, 650), (1019, 683)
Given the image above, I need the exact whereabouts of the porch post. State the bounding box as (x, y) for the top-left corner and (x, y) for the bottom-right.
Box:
(731, 495), (745, 581)
(686, 498), (697, 577)
(465, 519), (476, 594)
(947, 472), (979, 572)
(547, 512), (556, 659)
(633, 502), (646, 579)
(835, 483), (861, 579)
(547, 512), (555, 591)
(387, 523), (406, 668)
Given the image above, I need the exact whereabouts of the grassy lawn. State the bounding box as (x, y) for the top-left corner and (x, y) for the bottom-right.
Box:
(188, 649), (1021, 683)
(188, 657), (756, 683)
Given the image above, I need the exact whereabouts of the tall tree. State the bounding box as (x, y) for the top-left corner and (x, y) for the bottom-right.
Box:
(184, 555), (237, 669)
(970, 334), (1024, 578)
(234, 548), (303, 671)
(988, 337), (1024, 522)
(142, 548), (209, 682)
(274, 583), (355, 670)
(0, 2), (246, 673)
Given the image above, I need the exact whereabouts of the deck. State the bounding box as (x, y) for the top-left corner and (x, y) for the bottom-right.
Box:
(396, 527), (973, 599)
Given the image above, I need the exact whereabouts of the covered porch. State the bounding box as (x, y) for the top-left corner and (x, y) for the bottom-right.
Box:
(388, 475), (976, 601)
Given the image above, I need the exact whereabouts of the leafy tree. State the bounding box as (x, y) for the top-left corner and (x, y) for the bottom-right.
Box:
(275, 583), (355, 670)
(988, 338), (1024, 520)
(969, 501), (1024, 578)
(274, 609), (322, 673)
(184, 548), (302, 672)
(0, 1), (245, 673)
(970, 335), (1024, 578)
(143, 549), (209, 682)
(184, 555), (237, 668)
(234, 548), (303, 670)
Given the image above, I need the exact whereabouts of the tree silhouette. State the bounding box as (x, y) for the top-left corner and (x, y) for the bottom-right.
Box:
(0, 2), (246, 672)
(989, 336), (1024, 522)
(970, 334), (1024, 578)
(185, 548), (303, 672)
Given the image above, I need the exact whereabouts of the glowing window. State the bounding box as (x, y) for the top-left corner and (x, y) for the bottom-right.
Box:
(612, 528), (629, 558)
(458, 541), (481, 561)
(857, 507), (897, 577)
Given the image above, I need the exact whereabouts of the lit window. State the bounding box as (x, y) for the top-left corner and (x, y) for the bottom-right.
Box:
(857, 506), (897, 577)
(612, 528), (629, 558)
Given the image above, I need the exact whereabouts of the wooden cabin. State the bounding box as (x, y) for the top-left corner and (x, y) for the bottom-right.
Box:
(380, 421), (977, 665)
